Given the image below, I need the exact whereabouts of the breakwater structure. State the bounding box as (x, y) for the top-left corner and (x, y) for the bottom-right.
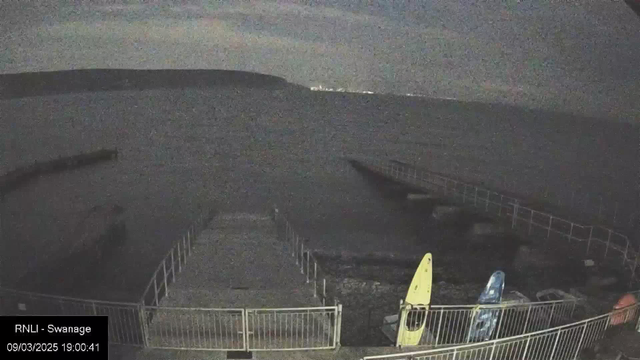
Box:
(0, 148), (118, 196)
(0, 156), (637, 360)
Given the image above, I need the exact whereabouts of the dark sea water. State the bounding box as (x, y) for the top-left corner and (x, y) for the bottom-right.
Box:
(1, 87), (638, 301)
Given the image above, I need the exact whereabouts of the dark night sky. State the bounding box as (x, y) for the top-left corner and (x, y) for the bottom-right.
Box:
(1, 0), (639, 119)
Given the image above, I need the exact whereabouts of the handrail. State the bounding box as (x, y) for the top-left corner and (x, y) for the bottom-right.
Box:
(362, 303), (640, 360)
(428, 298), (581, 310)
(352, 157), (639, 285)
(272, 205), (341, 307)
(139, 208), (215, 306)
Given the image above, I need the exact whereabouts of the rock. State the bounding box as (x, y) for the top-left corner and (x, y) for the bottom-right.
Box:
(466, 222), (506, 241)
(586, 276), (618, 288)
(406, 193), (436, 200)
(431, 206), (463, 222)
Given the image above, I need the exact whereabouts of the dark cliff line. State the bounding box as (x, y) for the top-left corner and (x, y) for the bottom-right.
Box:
(0, 69), (291, 99)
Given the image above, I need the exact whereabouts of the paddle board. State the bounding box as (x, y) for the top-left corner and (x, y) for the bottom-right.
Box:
(397, 253), (432, 346)
(468, 270), (505, 342)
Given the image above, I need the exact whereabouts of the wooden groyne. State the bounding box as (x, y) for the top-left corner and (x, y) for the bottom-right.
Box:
(0, 148), (118, 195)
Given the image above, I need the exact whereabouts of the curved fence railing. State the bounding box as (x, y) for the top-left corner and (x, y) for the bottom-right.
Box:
(351, 157), (639, 286)
(395, 298), (583, 348)
(0, 287), (145, 345)
(140, 209), (216, 307)
(362, 303), (640, 360)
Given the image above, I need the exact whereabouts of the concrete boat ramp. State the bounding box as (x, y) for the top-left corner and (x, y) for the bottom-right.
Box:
(155, 213), (318, 309)
(140, 212), (335, 355)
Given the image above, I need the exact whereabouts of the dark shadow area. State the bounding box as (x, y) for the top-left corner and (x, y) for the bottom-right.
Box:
(327, 160), (633, 347)
(625, 0), (640, 18)
(11, 205), (128, 295)
(0, 69), (298, 99)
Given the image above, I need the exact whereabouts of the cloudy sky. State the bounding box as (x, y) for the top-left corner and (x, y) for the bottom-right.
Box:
(1, 0), (639, 119)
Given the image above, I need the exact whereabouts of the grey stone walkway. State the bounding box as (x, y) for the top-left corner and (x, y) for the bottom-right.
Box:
(144, 213), (326, 351)
(159, 212), (318, 308)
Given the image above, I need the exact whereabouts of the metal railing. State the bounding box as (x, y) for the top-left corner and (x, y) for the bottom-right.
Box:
(362, 303), (640, 360)
(0, 286), (343, 351)
(0, 208), (344, 352)
(140, 209), (215, 307)
(142, 305), (341, 351)
(273, 206), (340, 307)
(393, 299), (582, 348)
(0, 287), (145, 346)
(446, 159), (638, 231)
(245, 306), (342, 351)
(143, 306), (246, 350)
(354, 157), (640, 285)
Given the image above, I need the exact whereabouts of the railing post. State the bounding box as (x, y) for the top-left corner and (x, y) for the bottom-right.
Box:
(313, 261), (317, 297)
(521, 337), (531, 360)
(177, 241), (182, 273)
(498, 195), (504, 216)
(549, 328), (561, 360)
(170, 249), (176, 283)
(494, 307), (505, 339)
(623, 241), (629, 265)
(153, 276), (158, 306)
(295, 235), (299, 265)
(547, 216), (553, 239)
(573, 322), (588, 360)
(547, 303), (556, 328)
(522, 305), (532, 334)
(300, 242), (305, 274)
(488, 342), (497, 360)
(242, 309), (249, 351)
(322, 279), (326, 306)
(182, 236), (187, 266)
(306, 252), (310, 283)
(334, 303), (343, 348)
(528, 211), (534, 235)
(187, 230), (191, 256)
(587, 227), (593, 254)
(569, 223), (574, 242)
(92, 301), (97, 316)
(511, 201), (519, 229)
(138, 303), (150, 348)
(162, 259), (168, 299)
(466, 307), (477, 343)
(434, 309), (444, 346)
